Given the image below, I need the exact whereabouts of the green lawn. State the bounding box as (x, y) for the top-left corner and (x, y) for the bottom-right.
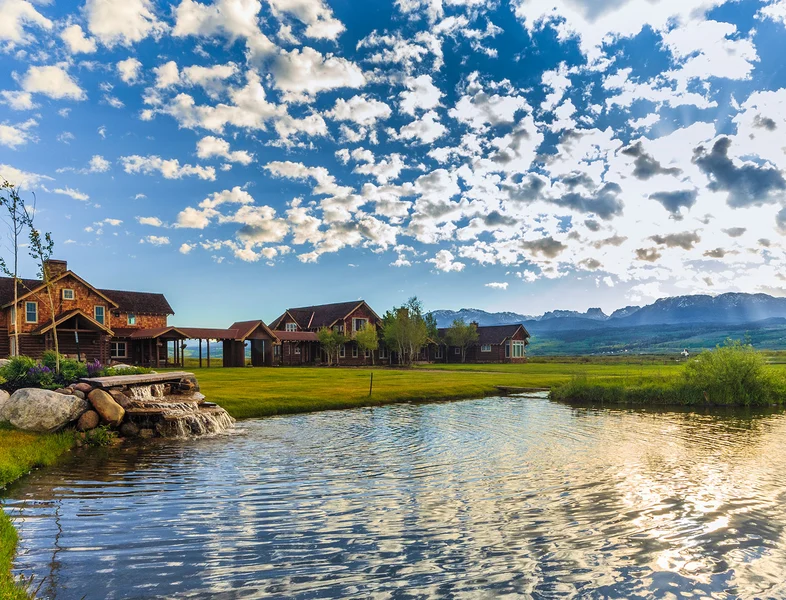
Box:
(186, 362), (689, 419)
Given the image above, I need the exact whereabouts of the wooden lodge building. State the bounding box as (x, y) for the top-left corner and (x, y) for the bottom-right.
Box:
(0, 260), (530, 367)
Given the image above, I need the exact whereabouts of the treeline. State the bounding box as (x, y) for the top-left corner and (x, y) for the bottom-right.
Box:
(316, 296), (482, 366)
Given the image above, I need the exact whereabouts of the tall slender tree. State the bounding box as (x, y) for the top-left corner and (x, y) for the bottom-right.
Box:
(0, 180), (32, 356)
(27, 225), (60, 373)
(381, 297), (429, 366)
(355, 322), (379, 365)
(445, 319), (479, 363)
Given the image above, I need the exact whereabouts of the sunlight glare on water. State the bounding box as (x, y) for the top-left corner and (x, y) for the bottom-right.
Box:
(5, 394), (786, 599)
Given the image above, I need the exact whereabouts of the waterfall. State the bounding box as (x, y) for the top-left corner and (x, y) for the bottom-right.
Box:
(128, 384), (167, 400)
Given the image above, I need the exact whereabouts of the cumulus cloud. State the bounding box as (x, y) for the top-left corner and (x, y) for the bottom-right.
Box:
(271, 47), (366, 101)
(0, 118), (36, 148)
(0, 0), (53, 46)
(21, 66), (86, 100)
(141, 235), (170, 245)
(267, 0), (345, 40)
(120, 155), (216, 180)
(485, 281), (508, 290)
(86, 0), (166, 46)
(196, 135), (253, 164)
(60, 24), (97, 54)
(54, 186), (90, 201)
(428, 249), (465, 272)
(117, 57), (142, 83)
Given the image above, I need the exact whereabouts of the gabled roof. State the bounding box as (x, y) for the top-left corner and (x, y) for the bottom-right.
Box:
(437, 323), (530, 345)
(126, 326), (189, 340)
(33, 309), (114, 336)
(228, 320), (279, 342)
(275, 330), (319, 342)
(100, 289), (174, 315)
(0, 272), (120, 309)
(270, 300), (379, 330)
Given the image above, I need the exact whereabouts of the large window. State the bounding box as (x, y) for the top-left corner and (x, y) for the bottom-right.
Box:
(435, 346), (443, 359)
(481, 344), (492, 352)
(127, 313), (136, 325)
(110, 342), (127, 359)
(285, 322), (298, 332)
(339, 344), (346, 358)
(25, 302), (37, 324)
(512, 341), (526, 358)
(352, 345), (358, 358)
(352, 318), (368, 332)
(94, 305), (105, 325)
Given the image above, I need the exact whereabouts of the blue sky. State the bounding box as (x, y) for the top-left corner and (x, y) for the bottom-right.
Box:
(1, 0), (786, 326)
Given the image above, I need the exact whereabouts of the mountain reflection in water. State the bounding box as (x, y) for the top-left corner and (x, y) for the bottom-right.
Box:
(5, 394), (786, 599)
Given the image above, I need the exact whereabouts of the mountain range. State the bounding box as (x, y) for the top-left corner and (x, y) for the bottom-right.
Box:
(432, 293), (786, 354)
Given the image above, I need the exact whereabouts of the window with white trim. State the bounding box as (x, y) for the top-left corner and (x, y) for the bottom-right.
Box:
(481, 344), (492, 352)
(512, 341), (526, 358)
(379, 346), (388, 359)
(365, 349), (371, 358)
(505, 342), (510, 358)
(352, 318), (368, 332)
(25, 302), (37, 324)
(127, 313), (136, 325)
(285, 322), (297, 332)
(294, 345), (301, 355)
(110, 341), (127, 358)
(62, 289), (75, 300)
(339, 344), (346, 358)
(352, 345), (358, 358)
(435, 346), (443, 359)
(454, 347), (460, 355)
(94, 305), (105, 325)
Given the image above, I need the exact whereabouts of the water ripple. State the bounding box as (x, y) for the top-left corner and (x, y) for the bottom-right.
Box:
(6, 394), (786, 599)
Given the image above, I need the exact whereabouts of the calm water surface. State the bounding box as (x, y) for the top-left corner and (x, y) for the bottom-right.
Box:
(6, 394), (786, 599)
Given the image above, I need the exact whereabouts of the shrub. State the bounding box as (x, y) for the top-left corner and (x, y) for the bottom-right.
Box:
(682, 339), (786, 406)
(77, 425), (115, 447)
(0, 356), (37, 387)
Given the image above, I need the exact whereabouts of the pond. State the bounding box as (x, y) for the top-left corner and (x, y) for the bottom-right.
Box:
(5, 393), (786, 599)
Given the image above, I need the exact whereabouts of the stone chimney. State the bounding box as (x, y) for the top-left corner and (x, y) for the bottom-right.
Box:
(44, 259), (68, 279)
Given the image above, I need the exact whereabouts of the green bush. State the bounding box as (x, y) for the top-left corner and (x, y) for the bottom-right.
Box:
(42, 351), (88, 382)
(77, 425), (115, 447)
(0, 356), (37, 387)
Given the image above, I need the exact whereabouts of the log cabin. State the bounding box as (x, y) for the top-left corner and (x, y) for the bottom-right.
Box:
(269, 300), (384, 365)
(433, 323), (530, 364)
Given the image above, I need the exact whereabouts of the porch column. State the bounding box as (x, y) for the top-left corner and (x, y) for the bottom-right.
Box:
(207, 339), (211, 368)
(199, 339), (203, 368)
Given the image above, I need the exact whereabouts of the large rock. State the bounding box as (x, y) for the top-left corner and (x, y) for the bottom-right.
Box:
(77, 410), (100, 431)
(0, 389), (11, 421)
(73, 383), (93, 394)
(88, 389), (125, 426)
(5, 388), (88, 432)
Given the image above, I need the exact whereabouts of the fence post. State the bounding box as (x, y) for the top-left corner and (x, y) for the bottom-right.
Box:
(369, 372), (373, 397)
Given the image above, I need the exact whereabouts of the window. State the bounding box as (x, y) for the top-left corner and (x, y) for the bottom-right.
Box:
(10, 337), (16, 357)
(505, 342), (510, 358)
(379, 346), (388, 359)
(352, 345), (358, 358)
(454, 347), (461, 355)
(274, 345), (281, 357)
(333, 324), (344, 333)
(481, 344), (492, 352)
(352, 318), (368, 332)
(435, 346), (443, 359)
(512, 341), (526, 358)
(365, 349), (371, 358)
(62, 289), (75, 300)
(94, 305), (105, 325)
(294, 346), (301, 355)
(339, 344), (346, 358)
(110, 342), (127, 359)
(127, 313), (136, 326)
(25, 302), (37, 324)
(285, 322), (298, 332)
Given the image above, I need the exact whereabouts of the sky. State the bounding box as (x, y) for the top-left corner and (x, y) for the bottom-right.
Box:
(1, 0), (786, 326)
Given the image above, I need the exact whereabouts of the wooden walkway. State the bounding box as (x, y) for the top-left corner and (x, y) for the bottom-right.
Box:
(80, 371), (194, 388)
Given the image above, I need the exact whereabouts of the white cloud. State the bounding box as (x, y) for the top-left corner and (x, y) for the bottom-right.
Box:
(120, 155), (216, 180)
(54, 186), (90, 201)
(267, 0), (345, 40)
(86, 0), (166, 46)
(0, 0), (53, 46)
(327, 95), (392, 127)
(179, 242), (194, 254)
(141, 235), (170, 246)
(759, 0), (786, 24)
(196, 135), (253, 164)
(0, 118), (36, 148)
(137, 216), (163, 226)
(485, 281), (508, 290)
(60, 24), (97, 54)
(0, 91), (37, 110)
(154, 61), (181, 88)
(399, 74), (442, 115)
(272, 47), (366, 101)
(0, 164), (52, 188)
(21, 66), (86, 101)
(397, 110), (447, 144)
(428, 249), (465, 272)
(117, 57), (143, 84)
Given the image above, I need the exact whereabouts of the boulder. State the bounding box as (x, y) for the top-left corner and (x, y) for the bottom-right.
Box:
(72, 390), (85, 400)
(120, 422), (140, 437)
(77, 410), (100, 431)
(88, 389), (125, 426)
(180, 376), (200, 392)
(54, 388), (73, 395)
(0, 389), (11, 421)
(0, 358), (10, 368)
(5, 388), (89, 432)
(114, 395), (134, 410)
(73, 383), (93, 394)
(111, 363), (133, 370)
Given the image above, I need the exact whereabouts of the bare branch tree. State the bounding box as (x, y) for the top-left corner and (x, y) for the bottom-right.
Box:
(0, 180), (32, 356)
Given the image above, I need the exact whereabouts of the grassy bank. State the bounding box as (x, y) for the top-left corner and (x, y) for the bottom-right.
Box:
(0, 425), (75, 599)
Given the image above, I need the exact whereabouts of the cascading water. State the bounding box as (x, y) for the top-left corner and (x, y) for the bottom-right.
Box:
(124, 385), (234, 437)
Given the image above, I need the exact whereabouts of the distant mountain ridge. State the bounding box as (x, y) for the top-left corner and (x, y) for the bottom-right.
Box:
(433, 293), (786, 329)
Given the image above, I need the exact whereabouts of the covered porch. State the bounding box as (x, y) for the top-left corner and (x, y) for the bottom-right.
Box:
(121, 326), (189, 368)
(29, 309), (113, 363)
